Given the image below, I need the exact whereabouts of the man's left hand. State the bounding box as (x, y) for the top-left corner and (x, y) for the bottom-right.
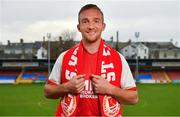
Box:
(91, 74), (113, 94)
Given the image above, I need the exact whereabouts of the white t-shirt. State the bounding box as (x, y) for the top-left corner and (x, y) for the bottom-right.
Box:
(48, 51), (136, 89)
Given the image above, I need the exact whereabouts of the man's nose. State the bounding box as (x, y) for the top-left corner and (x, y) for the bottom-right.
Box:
(87, 22), (95, 30)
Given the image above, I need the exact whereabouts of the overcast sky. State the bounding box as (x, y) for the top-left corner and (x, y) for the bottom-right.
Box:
(0, 0), (180, 46)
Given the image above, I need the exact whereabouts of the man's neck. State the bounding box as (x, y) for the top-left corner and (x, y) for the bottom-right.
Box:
(82, 38), (101, 54)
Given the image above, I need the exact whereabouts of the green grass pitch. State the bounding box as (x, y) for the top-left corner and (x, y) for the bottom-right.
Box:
(0, 83), (180, 116)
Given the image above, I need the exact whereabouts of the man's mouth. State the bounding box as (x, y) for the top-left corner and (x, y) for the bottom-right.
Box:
(86, 31), (96, 35)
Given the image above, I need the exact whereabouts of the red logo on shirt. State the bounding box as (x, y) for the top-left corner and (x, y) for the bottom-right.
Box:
(103, 95), (120, 116)
(61, 94), (76, 116)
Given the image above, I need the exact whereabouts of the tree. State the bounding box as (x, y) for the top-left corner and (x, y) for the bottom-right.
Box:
(60, 29), (76, 52)
(61, 29), (76, 41)
(45, 30), (77, 59)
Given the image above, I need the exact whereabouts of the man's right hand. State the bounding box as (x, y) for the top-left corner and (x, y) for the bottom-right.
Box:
(64, 74), (86, 94)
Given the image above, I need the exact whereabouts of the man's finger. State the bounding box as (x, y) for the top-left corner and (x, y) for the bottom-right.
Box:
(91, 74), (105, 79)
(77, 84), (85, 93)
(91, 74), (101, 78)
(77, 80), (85, 88)
(76, 74), (86, 79)
(77, 77), (85, 84)
(91, 77), (99, 84)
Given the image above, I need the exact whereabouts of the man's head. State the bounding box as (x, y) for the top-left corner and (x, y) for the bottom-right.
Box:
(77, 4), (106, 43)
(78, 4), (104, 23)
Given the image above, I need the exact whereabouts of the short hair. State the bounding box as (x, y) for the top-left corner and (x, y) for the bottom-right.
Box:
(78, 4), (104, 23)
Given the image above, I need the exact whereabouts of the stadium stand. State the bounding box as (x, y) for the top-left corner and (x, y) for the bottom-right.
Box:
(0, 59), (50, 84)
(0, 59), (180, 84)
(0, 71), (20, 84)
(136, 72), (155, 83)
(128, 59), (180, 84)
(166, 71), (180, 83)
(15, 71), (48, 84)
(151, 71), (169, 83)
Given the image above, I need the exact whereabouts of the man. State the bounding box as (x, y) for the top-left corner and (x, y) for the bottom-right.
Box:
(44, 4), (138, 116)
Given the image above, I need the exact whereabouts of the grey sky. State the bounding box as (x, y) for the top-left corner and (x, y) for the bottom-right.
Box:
(0, 0), (180, 46)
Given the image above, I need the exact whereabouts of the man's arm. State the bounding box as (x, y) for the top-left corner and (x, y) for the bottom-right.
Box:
(107, 83), (138, 105)
(91, 74), (138, 105)
(44, 83), (67, 99)
(44, 75), (85, 99)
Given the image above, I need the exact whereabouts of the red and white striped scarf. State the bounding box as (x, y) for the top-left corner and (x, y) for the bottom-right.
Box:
(56, 39), (122, 117)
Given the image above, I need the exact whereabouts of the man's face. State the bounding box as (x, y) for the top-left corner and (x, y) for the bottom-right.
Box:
(78, 9), (105, 43)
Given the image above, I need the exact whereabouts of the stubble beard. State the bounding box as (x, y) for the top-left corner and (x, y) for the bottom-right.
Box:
(82, 33), (102, 44)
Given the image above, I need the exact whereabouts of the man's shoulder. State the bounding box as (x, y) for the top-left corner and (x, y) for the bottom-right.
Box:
(104, 42), (121, 55)
(55, 51), (68, 64)
(58, 43), (80, 59)
(103, 42), (126, 62)
(60, 50), (68, 57)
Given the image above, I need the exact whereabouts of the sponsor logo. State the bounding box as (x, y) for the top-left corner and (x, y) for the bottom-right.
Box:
(61, 94), (76, 116)
(103, 95), (120, 116)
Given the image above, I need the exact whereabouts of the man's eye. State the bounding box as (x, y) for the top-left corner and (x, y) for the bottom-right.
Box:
(95, 20), (100, 23)
(82, 20), (88, 24)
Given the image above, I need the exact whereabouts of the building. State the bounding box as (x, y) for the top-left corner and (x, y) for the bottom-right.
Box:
(36, 46), (47, 59)
(4, 39), (34, 59)
(1, 37), (180, 60)
(121, 42), (149, 59)
(1, 39), (42, 59)
(143, 42), (180, 59)
(120, 41), (180, 60)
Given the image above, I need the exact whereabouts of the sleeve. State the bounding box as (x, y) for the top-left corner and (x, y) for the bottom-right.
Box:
(119, 53), (137, 91)
(47, 51), (66, 85)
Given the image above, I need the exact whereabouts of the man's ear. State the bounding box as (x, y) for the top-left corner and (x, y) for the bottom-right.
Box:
(102, 23), (106, 31)
(77, 24), (80, 31)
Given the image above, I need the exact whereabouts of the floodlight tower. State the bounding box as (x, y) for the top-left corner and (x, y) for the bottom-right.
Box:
(47, 33), (51, 76)
(135, 32), (140, 79)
